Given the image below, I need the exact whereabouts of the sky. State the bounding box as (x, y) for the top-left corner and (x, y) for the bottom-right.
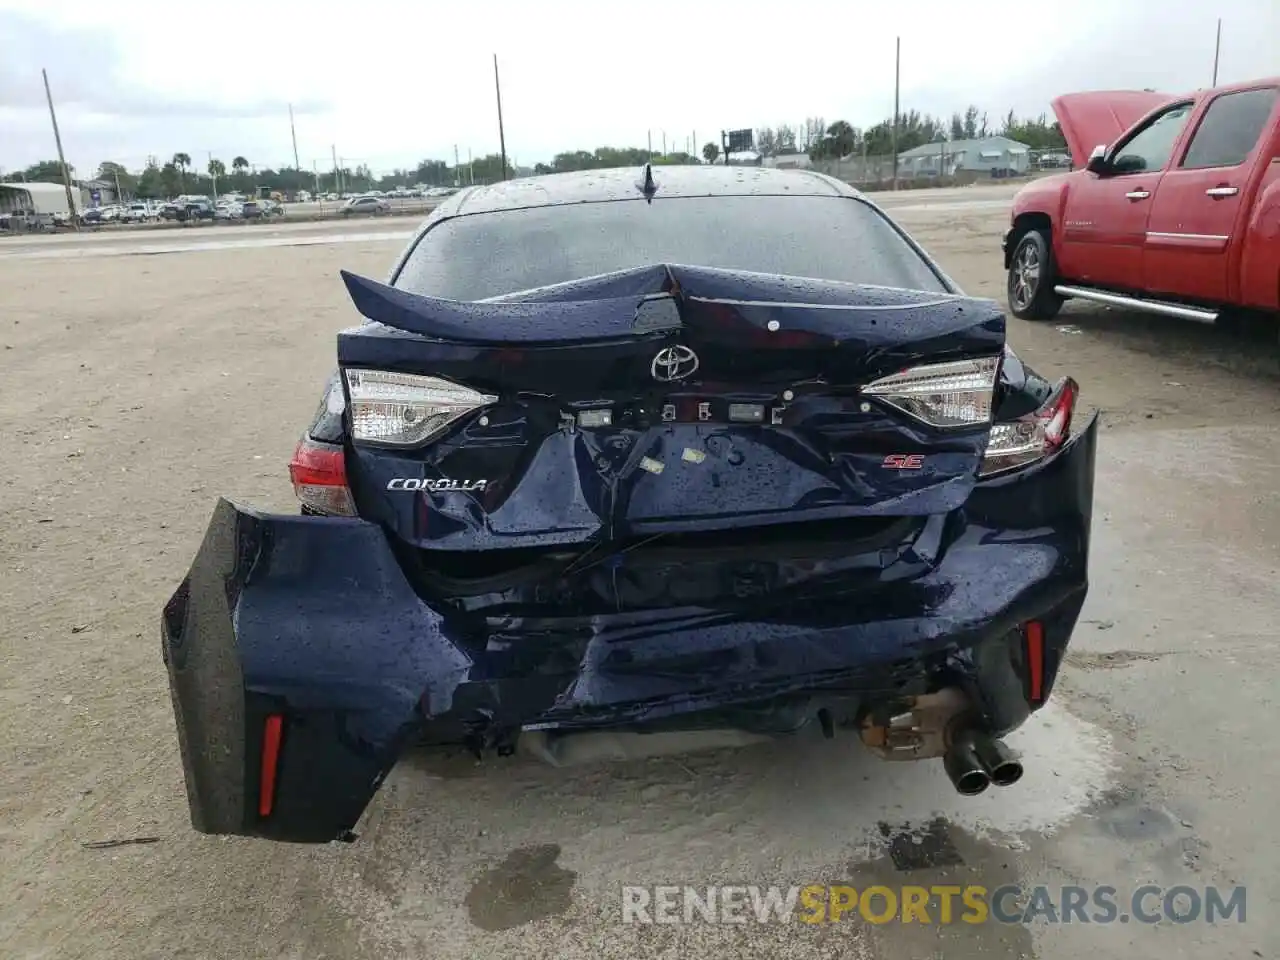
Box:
(1, 0), (1277, 178)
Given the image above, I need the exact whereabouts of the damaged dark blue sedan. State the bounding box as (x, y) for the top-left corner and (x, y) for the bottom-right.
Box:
(162, 164), (1096, 843)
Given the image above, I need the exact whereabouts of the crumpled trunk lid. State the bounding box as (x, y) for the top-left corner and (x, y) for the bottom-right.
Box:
(1050, 90), (1175, 165)
(336, 264), (1005, 551)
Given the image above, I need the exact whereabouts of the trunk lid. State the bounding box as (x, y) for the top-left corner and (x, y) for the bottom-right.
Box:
(1050, 90), (1176, 166)
(336, 265), (1005, 551)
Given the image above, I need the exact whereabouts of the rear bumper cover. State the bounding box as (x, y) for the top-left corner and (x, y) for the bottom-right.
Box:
(163, 416), (1098, 842)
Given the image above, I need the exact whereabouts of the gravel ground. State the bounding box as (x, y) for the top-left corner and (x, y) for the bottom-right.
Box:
(1, 193), (1277, 960)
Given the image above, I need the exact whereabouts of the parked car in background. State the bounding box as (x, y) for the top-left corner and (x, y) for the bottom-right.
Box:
(162, 164), (1098, 843)
(260, 199), (286, 217)
(171, 200), (215, 224)
(340, 195), (392, 217)
(240, 201), (264, 220)
(1005, 77), (1280, 327)
(121, 202), (153, 223)
(214, 201), (242, 220)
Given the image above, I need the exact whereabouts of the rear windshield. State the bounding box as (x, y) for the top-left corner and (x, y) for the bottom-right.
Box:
(393, 195), (948, 301)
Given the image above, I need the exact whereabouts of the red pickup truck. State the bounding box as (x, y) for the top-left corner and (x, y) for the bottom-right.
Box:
(1004, 78), (1280, 328)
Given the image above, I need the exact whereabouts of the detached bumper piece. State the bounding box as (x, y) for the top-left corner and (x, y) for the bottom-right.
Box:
(162, 417), (1097, 842)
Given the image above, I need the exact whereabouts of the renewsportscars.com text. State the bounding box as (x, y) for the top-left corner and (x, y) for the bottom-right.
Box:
(620, 884), (1246, 925)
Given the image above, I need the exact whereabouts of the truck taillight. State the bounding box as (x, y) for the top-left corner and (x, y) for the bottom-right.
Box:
(981, 378), (1078, 477)
(288, 438), (355, 516)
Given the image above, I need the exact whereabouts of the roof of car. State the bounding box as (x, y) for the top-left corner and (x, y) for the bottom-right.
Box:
(446, 165), (858, 216)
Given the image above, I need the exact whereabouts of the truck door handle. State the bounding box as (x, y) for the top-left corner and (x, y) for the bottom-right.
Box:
(1205, 186), (1239, 198)
(1125, 190), (1151, 200)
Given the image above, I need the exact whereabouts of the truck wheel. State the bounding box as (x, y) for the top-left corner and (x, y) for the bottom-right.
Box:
(1007, 229), (1064, 321)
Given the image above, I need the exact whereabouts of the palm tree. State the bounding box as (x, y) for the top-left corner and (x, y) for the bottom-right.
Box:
(172, 152), (190, 193)
(207, 158), (226, 197)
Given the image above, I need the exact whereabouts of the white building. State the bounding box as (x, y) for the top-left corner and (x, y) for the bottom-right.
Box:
(896, 136), (1031, 177)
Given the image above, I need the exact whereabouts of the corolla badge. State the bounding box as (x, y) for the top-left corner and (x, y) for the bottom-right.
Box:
(650, 345), (700, 382)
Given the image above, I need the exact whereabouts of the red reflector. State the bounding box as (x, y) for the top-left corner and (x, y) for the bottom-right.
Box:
(258, 714), (284, 818)
(1025, 621), (1045, 703)
(288, 438), (355, 516)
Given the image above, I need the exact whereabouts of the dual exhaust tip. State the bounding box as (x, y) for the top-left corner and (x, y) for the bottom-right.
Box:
(943, 730), (1023, 796)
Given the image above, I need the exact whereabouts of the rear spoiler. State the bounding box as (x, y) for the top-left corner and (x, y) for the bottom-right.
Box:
(339, 265), (1004, 354)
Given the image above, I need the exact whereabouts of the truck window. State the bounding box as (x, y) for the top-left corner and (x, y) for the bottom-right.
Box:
(1112, 103), (1194, 173)
(1180, 87), (1279, 170)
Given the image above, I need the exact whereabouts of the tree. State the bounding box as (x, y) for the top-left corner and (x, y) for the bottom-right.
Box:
(4, 160), (72, 182)
(950, 113), (965, 140)
(813, 120), (858, 160)
(755, 128), (777, 157)
(775, 124), (797, 154)
(801, 117), (826, 152)
(702, 141), (720, 164)
(963, 105), (980, 140)
(207, 158), (226, 179)
(96, 161), (137, 199)
(172, 152), (190, 192)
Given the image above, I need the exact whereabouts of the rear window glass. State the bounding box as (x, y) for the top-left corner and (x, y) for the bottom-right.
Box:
(393, 195), (948, 301)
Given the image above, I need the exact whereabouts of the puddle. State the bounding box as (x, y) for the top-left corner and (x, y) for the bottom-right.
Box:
(464, 843), (578, 931)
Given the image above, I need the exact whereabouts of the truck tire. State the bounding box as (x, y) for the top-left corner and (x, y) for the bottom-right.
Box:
(1007, 229), (1064, 322)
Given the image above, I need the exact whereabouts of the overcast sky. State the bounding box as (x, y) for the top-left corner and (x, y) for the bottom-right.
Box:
(1, 0), (1276, 177)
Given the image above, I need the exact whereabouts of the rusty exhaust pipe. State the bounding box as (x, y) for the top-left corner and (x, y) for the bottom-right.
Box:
(942, 731), (990, 796)
(970, 733), (1023, 787)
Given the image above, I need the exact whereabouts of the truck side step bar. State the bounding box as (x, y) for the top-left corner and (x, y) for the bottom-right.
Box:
(1053, 285), (1219, 324)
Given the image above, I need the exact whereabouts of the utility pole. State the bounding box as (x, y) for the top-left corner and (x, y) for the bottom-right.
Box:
(331, 144), (339, 196)
(339, 157), (345, 194)
(891, 36), (901, 191)
(1212, 18), (1222, 87)
(493, 55), (509, 181)
(208, 150), (218, 199)
(289, 104), (301, 171)
(662, 131), (667, 156)
(454, 144), (460, 186)
(42, 69), (79, 230)
(648, 130), (653, 161)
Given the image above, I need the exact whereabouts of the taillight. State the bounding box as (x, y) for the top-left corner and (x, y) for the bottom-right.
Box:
(288, 437), (355, 516)
(862, 356), (999, 428)
(344, 369), (497, 447)
(981, 377), (1077, 477)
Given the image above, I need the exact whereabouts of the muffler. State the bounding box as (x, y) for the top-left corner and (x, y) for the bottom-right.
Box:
(859, 688), (1023, 795)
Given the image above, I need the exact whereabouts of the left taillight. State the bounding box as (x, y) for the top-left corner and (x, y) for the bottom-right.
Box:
(288, 437), (355, 516)
(344, 368), (497, 448)
(980, 377), (1077, 477)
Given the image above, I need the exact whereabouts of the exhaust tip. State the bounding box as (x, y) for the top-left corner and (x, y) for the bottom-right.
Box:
(988, 759), (1024, 787)
(943, 738), (991, 796)
(952, 767), (991, 796)
(970, 733), (1024, 788)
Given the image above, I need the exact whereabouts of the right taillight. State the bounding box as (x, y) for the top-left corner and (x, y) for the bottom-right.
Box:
(288, 437), (355, 516)
(980, 377), (1077, 477)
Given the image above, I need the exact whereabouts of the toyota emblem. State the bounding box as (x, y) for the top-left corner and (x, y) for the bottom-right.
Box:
(650, 345), (700, 382)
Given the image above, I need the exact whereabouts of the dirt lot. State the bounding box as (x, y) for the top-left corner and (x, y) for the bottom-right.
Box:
(2, 196), (1278, 960)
